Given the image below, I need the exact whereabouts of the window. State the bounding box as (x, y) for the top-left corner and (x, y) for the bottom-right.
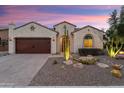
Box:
(2, 40), (8, 46)
(84, 34), (93, 48)
(0, 38), (8, 46)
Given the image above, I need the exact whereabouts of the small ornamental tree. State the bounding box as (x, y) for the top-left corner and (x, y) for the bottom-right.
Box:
(63, 25), (70, 61)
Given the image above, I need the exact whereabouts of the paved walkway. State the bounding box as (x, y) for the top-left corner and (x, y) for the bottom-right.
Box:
(0, 54), (50, 86)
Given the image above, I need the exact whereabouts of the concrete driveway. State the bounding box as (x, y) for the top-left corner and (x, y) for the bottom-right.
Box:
(0, 54), (50, 86)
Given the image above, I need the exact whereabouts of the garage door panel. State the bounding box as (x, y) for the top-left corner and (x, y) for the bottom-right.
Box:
(16, 38), (51, 53)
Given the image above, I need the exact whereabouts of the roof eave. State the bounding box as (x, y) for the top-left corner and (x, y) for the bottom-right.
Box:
(53, 21), (76, 27)
(71, 25), (105, 34)
(14, 21), (59, 34)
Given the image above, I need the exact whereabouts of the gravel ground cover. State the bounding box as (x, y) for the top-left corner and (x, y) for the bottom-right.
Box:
(29, 56), (124, 86)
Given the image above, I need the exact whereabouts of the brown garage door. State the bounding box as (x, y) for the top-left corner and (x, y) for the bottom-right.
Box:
(15, 38), (51, 53)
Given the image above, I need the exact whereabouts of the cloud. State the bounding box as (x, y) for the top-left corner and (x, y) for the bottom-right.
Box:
(61, 5), (121, 10)
(0, 5), (117, 29)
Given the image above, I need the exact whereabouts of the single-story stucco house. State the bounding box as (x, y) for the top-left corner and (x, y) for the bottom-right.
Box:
(0, 21), (105, 54)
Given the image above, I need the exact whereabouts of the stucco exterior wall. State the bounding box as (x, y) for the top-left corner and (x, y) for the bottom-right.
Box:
(54, 23), (75, 53)
(9, 23), (57, 54)
(73, 26), (104, 53)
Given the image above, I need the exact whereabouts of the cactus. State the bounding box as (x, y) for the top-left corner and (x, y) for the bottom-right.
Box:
(63, 25), (70, 61)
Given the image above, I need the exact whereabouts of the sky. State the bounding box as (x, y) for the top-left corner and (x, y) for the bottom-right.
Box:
(0, 5), (121, 30)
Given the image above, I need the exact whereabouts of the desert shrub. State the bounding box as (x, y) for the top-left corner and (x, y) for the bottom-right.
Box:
(52, 60), (58, 65)
(73, 56), (98, 65)
(80, 59), (96, 65)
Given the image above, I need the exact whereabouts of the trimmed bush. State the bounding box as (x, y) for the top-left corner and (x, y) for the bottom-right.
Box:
(79, 57), (97, 65)
(73, 56), (98, 65)
(78, 48), (104, 56)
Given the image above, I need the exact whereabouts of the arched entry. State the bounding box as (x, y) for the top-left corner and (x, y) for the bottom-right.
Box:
(83, 34), (93, 48)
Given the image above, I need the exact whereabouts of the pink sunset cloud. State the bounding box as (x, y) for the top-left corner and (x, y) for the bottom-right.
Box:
(0, 5), (120, 30)
(0, 11), (109, 30)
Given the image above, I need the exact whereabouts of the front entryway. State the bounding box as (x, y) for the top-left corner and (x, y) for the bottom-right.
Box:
(15, 38), (51, 53)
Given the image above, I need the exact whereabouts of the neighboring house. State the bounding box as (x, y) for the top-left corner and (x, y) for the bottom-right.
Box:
(7, 21), (105, 54)
(0, 28), (8, 51)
